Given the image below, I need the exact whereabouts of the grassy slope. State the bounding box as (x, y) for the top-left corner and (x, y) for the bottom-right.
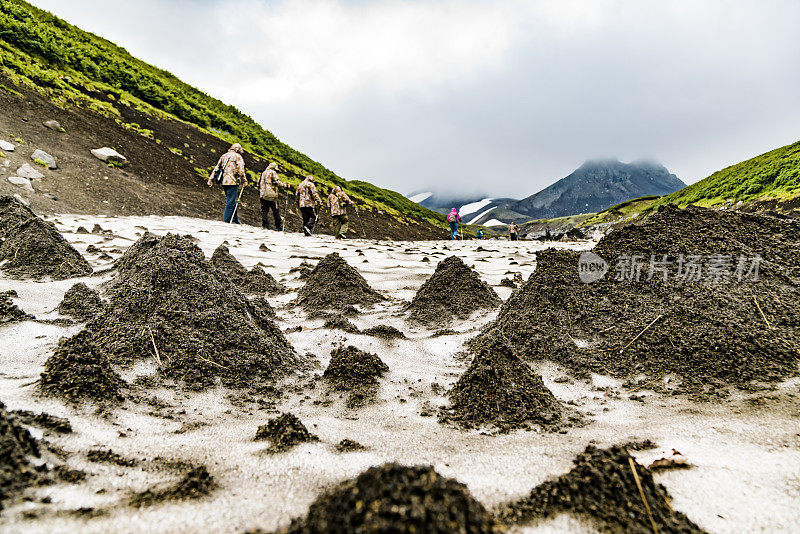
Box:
(0, 0), (445, 228)
(650, 140), (800, 209)
(581, 195), (659, 226)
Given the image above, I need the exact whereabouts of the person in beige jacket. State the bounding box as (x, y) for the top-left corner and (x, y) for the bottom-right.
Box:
(259, 162), (287, 230)
(207, 143), (247, 224)
(328, 185), (354, 239)
(295, 175), (322, 236)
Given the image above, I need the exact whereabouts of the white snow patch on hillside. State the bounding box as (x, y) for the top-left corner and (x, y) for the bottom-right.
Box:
(484, 218), (507, 227)
(468, 206), (496, 225)
(459, 198), (493, 217)
(408, 192), (432, 203)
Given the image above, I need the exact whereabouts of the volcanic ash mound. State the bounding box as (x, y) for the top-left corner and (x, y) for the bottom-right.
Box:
(408, 256), (500, 326)
(296, 252), (383, 313)
(0, 196), (91, 280)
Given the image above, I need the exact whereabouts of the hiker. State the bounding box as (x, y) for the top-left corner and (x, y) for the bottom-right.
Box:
(328, 185), (355, 239)
(207, 143), (247, 224)
(259, 162), (287, 230)
(545, 226), (551, 240)
(296, 175), (323, 236)
(476, 229), (484, 240)
(509, 222), (519, 241)
(447, 208), (461, 240)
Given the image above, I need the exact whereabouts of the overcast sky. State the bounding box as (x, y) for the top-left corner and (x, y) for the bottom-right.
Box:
(30, 0), (800, 197)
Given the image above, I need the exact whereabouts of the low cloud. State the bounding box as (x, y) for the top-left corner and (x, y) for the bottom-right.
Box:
(30, 0), (800, 197)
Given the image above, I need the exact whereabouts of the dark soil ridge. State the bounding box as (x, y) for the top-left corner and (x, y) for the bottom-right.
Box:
(254, 413), (318, 453)
(42, 233), (302, 399)
(210, 244), (285, 295)
(0, 196), (91, 280)
(476, 205), (800, 396)
(296, 253), (383, 313)
(0, 401), (48, 511)
(440, 336), (567, 432)
(57, 282), (105, 321)
(498, 444), (707, 533)
(277, 463), (500, 534)
(129, 466), (215, 507)
(408, 256), (500, 327)
(1, 290), (32, 324)
(324, 345), (389, 407)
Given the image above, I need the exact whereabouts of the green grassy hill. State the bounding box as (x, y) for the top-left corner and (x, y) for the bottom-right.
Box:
(0, 0), (445, 230)
(651, 140), (800, 209)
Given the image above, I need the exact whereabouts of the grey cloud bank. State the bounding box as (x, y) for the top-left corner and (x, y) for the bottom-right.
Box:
(30, 0), (800, 198)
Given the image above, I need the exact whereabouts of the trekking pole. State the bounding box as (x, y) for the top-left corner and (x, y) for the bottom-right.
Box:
(229, 183), (246, 224)
(354, 205), (366, 238)
(283, 189), (289, 233)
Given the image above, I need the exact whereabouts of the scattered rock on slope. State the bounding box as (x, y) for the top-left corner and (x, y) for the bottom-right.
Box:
(440, 336), (566, 432)
(49, 233), (302, 392)
(0, 196), (92, 280)
(91, 147), (127, 165)
(210, 244), (285, 294)
(31, 149), (57, 169)
(277, 463), (500, 534)
(498, 444), (707, 533)
(408, 256), (500, 326)
(58, 283), (105, 321)
(296, 252), (383, 313)
(16, 163), (44, 180)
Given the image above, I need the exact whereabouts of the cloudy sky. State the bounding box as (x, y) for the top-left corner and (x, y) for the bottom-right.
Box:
(31, 0), (800, 197)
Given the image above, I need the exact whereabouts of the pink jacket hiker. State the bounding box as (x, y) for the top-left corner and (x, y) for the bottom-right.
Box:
(208, 143), (246, 186)
(447, 208), (462, 223)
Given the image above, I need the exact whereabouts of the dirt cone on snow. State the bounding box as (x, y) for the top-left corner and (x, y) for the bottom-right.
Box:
(499, 444), (706, 533)
(0, 196), (91, 280)
(440, 336), (566, 432)
(408, 256), (500, 326)
(43, 233), (302, 393)
(475, 205), (800, 396)
(296, 252), (383, 313)
(279, 463), (500, 534)
(210, 244), (285, 295)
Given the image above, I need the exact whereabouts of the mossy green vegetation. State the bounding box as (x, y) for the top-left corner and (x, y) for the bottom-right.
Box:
(0, 0), (445, 228)
(582, 196), (659, 226)
(650, 141), (800, 209)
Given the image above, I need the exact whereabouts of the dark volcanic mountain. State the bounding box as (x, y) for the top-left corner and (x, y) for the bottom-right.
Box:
(510, 159), (685, 219)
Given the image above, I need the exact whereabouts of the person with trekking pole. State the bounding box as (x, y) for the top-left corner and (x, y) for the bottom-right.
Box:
(258, 162), (287, 230)
(447, 208), (461, 240)
(208, 143), (247, 224)
(296, 175), (323, 236)
(327, 185), (355, 239)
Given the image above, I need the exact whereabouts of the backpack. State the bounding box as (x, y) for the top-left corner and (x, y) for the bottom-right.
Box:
(211, 156), (231, 185)
(447, 212), (457, 223)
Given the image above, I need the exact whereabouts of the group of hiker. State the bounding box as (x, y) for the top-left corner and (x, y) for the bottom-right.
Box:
(447, 207), (521, 241)
(207, 143), (355, 238)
